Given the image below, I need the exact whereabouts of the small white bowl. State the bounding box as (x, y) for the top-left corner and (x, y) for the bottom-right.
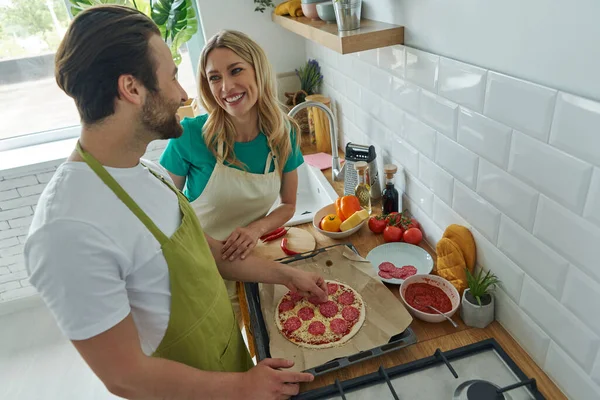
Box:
(312, 203), (367, 239)
(399, 274), (460, 323)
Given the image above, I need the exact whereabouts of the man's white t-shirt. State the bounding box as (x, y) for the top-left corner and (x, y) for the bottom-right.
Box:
(24, 159), (181, 355)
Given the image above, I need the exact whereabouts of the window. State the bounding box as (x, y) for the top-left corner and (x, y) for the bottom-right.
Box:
(0, 0), (199, 152)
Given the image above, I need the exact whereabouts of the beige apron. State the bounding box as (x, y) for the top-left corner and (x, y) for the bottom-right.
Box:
(191, 141), (281, 325)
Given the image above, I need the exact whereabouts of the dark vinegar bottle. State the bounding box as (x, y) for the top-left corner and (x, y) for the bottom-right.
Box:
(382, 164), (399, 214)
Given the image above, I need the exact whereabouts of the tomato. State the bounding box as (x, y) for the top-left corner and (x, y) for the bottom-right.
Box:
(335, 198), (346, 222)
(403, 227), (423, 245)
(403, 217), (420, 230)
(320, 214), (342, 232)
(386, 212), (402, 226)
(340, 195), (362, 219)
(368, 216), (387, 233)
(383, 225), (404, 242)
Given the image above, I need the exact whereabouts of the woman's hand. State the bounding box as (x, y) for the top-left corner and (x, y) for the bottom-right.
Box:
(221, 226), (260, 261)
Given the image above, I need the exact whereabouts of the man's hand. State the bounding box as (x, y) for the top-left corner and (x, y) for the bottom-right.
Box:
(221, 226), (260, 261)
(283, 268), (328, 302)
(241, 358), (314, 400)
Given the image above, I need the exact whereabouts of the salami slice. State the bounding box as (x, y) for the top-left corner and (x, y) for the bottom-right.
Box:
(327, 282), (339, 295)
(390, 268), (407, 279)
(330, 318), (349, 335)
(283, 317), (302, 333)
(298, 306), (315, 321)
(399, 265), (417, 279)
(308, 321), (326, 336)
(319, 301), (338, 318)
(378, 270), (393, 279)
(378, 262), (396, 272)
(278, 299), (295, 312)
(290, 292), (304, 303)
(342, 306), (360, 322)
(338, 291), (355, 305)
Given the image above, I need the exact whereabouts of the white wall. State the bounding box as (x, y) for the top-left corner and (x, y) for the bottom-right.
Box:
(196, 0), (306, 74)
(362, 0), (600, 103)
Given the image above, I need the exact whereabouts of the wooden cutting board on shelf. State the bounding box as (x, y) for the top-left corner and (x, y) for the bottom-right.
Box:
(253, 227), (316, 260)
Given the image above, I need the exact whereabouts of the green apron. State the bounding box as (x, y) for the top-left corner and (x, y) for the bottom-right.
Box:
(76, 142), (254, 372)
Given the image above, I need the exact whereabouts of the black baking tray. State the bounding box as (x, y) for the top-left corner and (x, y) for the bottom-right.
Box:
(244, 243), (417, 377)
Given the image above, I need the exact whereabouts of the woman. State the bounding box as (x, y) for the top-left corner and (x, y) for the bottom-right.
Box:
(160, 30), (303, 325)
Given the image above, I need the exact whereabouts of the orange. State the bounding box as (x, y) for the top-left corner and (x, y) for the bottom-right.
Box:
(320, 214), (342, 232)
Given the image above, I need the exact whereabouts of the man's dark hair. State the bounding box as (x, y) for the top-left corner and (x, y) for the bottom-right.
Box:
(55, 5), (161, 124)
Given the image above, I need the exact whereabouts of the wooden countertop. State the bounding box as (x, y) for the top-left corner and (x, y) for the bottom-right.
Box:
(253, 141), (566, 398)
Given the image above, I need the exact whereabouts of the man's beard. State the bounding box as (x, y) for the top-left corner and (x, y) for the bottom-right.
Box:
(140, 91), (183, 140)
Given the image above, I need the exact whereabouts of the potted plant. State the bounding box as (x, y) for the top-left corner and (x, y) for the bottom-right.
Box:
(460, 268), (500, 329)
(285, 59), (324, 138)
(253, 0), (275, 12)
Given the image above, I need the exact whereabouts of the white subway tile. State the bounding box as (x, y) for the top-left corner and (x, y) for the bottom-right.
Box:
(498, 216), (568, 299)
(321, 65), (334, 88)
(0, 226), (29, 241)
(592, 353), (600, 387)
(0, 237), (19, 250)
(351, 58), (370, 88)
(0, 281), (21, 293)
(546, 342), (600, 399)
(534, 196), (600, 283)
(392, 137), (419, 176)
(390, 77), (420, 115)
(0, 207), (32, 222)
(550, 92), (600, 166)
(361, 88), (382, 119)
(0, 255), (20, 267)
(403, 114), (436, 160)
(36, 172), (55, 184)
(454, 182), (501, 244)
(509, 131), (593, 214)
(433, 197), (470, 229)
(521, 277), (599, 370)
(405, 174), (433, 215)
(477, 160), (538, 231)
(435, 133), (479, 189)
(562, 267), (600, 336)
(353, 106), (373, 133)
(405, 48), (439, 92)
(19, 278), (31, 287)
(585, 168), (600, 228)
(0, 195), (40, 211)
(0, 221), (8, 230)
(0, 189), (19, 202)
(0, 244), (24, 258)
(457, 109), (512, 169)
(0, 176), (38, 192)
(357, 49), (378, 66)
(337, 53), (353, 77)
(9, 216), (34, 229)
(0, 269), (26, 284)
(18, 235), (27, 244)
(381, 101), (405, 137)
(323, 48), (339, 69)
(378, 45), (405, 78)
(471, 230), (524, 302)
(495, 287), (550, 367)
(438, 58), (486, 112)
(1, 286), (37, 301)
(418, 156), (454, 205)
(345, 79), (361, 105)
(419, 91), (458, 140)
(484, 72), (557, 141)
(0, 266), (8, 275)
(333, 73), (346, 95)
(369, 67), (392, 101)
(9, 259), (25, 272)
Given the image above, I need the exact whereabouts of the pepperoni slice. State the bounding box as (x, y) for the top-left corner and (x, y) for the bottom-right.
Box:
(278, 300), (295, 313)
(399, 265), (418, 279)
(298, 306), (315, 321)
(319, 301), (339, 318)
(327, 282), (339, 295)
(378, 270), (393, 279)
(378, 262), (396, 272)
(308, 321), (326, 336)
(308, 296), (326, 305)
(283, 317), (302, 333)
(338, 291), (355, 305)
(390, 268), (407, 279)
(290, 292), (304, 303)
(330, 318), (349, 335)
(342, 306), (360, 322)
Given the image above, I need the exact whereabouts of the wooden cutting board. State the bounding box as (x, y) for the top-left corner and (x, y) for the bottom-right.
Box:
(253, 227), (316, 260)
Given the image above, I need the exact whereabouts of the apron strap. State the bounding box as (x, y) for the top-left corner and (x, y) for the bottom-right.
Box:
(76, 141), (169, 245)
(217, 141), (224, 160)
(264, 152), (274, 174)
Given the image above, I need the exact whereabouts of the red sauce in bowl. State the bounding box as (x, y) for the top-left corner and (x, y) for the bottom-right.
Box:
(405, 283), (453, 314)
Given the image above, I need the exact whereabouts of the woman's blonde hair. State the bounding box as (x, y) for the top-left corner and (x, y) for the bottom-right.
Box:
(198, 30), (299, 175)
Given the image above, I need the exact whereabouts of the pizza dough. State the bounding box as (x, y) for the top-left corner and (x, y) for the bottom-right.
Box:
(275, 280), (366, 349)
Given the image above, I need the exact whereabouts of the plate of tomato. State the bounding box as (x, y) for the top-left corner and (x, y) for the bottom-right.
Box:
(366, 242), (434, 285)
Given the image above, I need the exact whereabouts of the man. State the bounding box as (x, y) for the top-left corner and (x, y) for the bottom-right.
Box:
(24, 5), (327, 399)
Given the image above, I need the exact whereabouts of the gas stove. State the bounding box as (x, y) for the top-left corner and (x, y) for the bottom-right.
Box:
(294, 338), (544, 399)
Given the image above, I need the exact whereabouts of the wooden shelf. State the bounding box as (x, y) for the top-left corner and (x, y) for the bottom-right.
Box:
(272, 14), (404, 55)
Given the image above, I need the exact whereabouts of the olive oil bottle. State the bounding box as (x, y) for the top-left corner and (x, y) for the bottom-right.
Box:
(354, 161), (372, 214)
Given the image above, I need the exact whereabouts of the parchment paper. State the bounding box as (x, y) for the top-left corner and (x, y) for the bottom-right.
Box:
(259, 245), (413, 372)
